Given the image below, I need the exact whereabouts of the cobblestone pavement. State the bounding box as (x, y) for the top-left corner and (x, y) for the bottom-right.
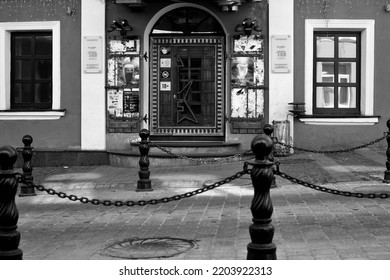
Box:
(14, 145), (390, 260)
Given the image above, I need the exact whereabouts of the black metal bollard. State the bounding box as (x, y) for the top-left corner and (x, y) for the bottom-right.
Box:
(0, 146), (23, 259)
(19, 135), (36, 197)
(263, 124), (277, 188)
(246, 134), (277, 260)
(136, 129), (153, 192)
(384, 119), (390, 183)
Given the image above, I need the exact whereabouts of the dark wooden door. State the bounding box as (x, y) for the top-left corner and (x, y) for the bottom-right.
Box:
(150, 37), (224, 138)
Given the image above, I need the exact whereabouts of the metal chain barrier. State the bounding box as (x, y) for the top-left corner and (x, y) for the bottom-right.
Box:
(28, 168), (250, 206)
(150, 141), (253, 164)
(275, 134), (388, 154)
(274, 170), (390, 199)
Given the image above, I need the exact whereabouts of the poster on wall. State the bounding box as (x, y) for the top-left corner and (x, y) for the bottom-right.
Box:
(106, 36), (141, 133)
(123, 91), (139, 113)
(107, 89), (123, 117)
(231, 88), (264, 119)
(233, 35), (263, 54)
(109, 38), (140, 54)
(231, 57), (254, 87)
(230, 33), (265, 133)
(107, 56), (140, 89)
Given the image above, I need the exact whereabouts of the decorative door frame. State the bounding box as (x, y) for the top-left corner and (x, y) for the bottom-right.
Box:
(150, 36), (224, 137)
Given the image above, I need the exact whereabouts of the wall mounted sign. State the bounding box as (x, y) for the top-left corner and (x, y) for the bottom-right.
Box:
(83, 36), (102, 73)
(271, 35), (291, 73)
(161, 70), (170, 79)
(160, 58), (171, 68)
(160, 81), (171, 91)
(124, 91), (139, 113)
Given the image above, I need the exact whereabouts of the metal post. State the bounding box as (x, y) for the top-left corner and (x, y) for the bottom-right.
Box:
(0, 146), (23, 259)
(19, 135), (36, 197)
(247, 134), (277, 260)
(384, 119), (390, 183)
(136, 129), (153, 192)
(263, 124), (277, 188)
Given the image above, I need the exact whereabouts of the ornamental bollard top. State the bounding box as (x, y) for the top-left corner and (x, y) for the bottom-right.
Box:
(0, 146), (23, 259)
(137, 129), (153, 192)
(19, 135), (36, 197)
(246, 134), (277, 260)
(384, 119), (390, 183)
(263, 124), (277, 189)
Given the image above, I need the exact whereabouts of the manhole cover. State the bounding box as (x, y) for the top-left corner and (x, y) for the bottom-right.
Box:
(100, 237), (197, 259)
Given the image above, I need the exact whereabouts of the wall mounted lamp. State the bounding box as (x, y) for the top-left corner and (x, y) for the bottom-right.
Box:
(235, 18), (262, 36)
(107, 19), (133, 36)
(214, 0), (242, 12)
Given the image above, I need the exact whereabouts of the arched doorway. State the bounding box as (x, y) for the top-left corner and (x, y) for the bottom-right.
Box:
(149, 7), (225, 141)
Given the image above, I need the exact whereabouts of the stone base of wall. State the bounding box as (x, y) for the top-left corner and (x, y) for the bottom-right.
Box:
(15, 150), (110, 168)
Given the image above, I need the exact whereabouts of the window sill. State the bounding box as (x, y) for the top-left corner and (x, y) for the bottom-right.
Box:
(0, 110), (66, 120)
(298, 115), (379, 125)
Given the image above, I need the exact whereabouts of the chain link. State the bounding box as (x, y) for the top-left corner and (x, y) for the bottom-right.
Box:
(274, 170), (390, 199)
(275, 135), (387, 154)
(30, 169), (249, 207)
(150, 142), (253, 164)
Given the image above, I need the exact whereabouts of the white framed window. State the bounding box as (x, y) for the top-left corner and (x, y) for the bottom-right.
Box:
(0, 21), (64, 120)
(301, 19), (378, 125)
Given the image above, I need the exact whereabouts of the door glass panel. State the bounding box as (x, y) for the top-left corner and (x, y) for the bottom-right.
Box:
(174, 45), (216, 127)
(191, 58), (201, 68)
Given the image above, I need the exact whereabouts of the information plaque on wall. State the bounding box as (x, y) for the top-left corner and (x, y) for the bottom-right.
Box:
(271, 35), (291, 73)
(83, 36), (102, 73)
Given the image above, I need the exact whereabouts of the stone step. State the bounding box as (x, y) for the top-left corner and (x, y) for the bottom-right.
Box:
(108, 141), (253, 167)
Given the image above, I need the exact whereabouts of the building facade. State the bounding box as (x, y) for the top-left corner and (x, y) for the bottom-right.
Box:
(0, 0), (388, 165)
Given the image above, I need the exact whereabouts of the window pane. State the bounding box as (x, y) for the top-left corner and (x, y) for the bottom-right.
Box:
(14, 36), (32, 56)
(339, 37), (356, 58)
(338, 87), (356, 108)
(35, 60), (52, 79)
(338, 62), (356, 83)
(14, 83), (33, 103)
(316, 36), (334, 58)
(316, 87), (334, 108)
(316, 62), (334, 82)
(35, 83), (52, 103)
(36, 35), (52, 56)
(14, 60), (32, 79)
